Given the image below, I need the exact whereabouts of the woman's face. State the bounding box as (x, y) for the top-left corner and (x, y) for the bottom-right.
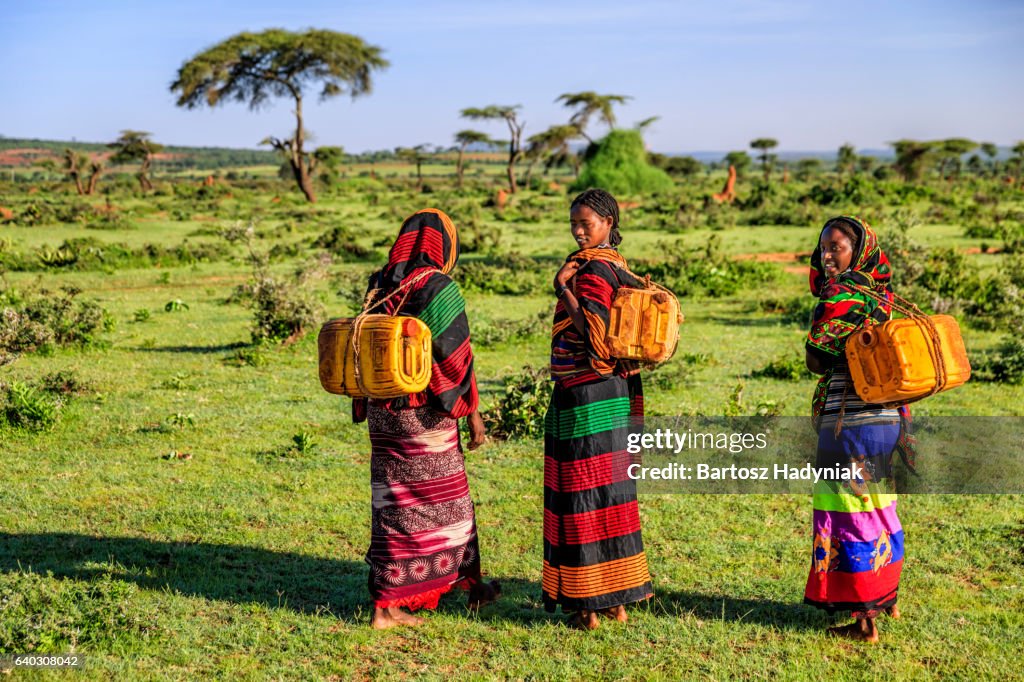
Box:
(819, 226), (856, 278)
(569, 204), (613, 250)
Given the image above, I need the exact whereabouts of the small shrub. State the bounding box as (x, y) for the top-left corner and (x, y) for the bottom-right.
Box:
(752, 356), (811, 381)
(973, 336), (1024, 384)
(222, 224), (324, 344)
(752, 295), (817, 327)
(40, 370), (93, 396)
(226, 345), (268, 368)
(164, 299), (189, 313)
(132, 308), (151, 323)
(1, 381), (61, 430)
(483, 366), (554, 440)
(165, 412), (197, 429)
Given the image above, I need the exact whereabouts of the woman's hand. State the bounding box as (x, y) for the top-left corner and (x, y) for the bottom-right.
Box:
(553, 260), (580, 291)
(467, 410), (487, 451)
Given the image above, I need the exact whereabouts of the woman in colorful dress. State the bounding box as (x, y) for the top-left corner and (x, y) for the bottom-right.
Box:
(354, 208), (499, 629)
(804, 215), (907, 643)
(543, 189), (654, 630)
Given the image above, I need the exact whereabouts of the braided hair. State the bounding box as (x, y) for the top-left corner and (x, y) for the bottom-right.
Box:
(570, 188), (622, 247)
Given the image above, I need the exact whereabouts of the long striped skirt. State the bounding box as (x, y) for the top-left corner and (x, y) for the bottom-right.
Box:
(542, 373), (653, 613)
(366, 404), (482, 610)
(804, 421), (904, 616)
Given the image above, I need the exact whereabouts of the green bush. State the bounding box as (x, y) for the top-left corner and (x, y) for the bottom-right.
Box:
(1, 381), (62, 430)
(483, 366), (553, 440)
(573, 130), (674, 195)
(636, 235), (779, 297)
(0, 285), (113, 365)
(973, 336), (1024, 384)
(752, 356), (811, 381)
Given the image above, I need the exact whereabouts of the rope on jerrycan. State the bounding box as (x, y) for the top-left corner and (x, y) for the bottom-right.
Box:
(343, 268), (439, 398)
(833, 285), (947, 437)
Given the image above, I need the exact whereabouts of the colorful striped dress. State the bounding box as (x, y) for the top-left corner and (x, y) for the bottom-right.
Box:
(804, 365), (903, 615)
(357, 209), (484, 611)
(803, 216), (904, 617)
(543, 249), (654, 613)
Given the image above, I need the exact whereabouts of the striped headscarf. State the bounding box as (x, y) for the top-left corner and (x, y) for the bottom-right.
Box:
(367, 208), (477, 419)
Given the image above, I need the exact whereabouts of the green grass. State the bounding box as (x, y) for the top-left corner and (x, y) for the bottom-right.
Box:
(2, 177), (1023, 680)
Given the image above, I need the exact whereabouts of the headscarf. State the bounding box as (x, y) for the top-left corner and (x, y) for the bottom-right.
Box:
(806, 216), (917, 472)
(359, 208), (477, 420)
(379, 208), (459, 287)
(807, 215), (893, 359)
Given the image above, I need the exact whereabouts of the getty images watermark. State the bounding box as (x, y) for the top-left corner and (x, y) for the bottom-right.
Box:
(617, 417), (1024, 494)
(626, 427), (864, 483)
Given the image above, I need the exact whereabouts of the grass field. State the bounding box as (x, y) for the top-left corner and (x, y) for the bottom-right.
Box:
(1, 170), (1022, 680)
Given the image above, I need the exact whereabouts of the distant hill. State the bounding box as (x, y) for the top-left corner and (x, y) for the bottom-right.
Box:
(0, 137), (279, 170)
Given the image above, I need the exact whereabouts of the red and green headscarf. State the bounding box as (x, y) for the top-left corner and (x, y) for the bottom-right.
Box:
(807, 215), (894, 359)
(366, 208), (477, 419)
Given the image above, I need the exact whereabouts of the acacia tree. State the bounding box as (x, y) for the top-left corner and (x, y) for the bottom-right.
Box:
(980, 142), (998, 176)
(109, 130), (162, 191)
(836, 143), (857, 177)
(461, 105), (524, 193)
(555, 92), (631, 142)
(1009, 141), (1024, 178)
(723, 150), (752, 178)
(396, 144), (431, 191)
(46, 149), (105, 195)
(453, 130), (492, 189)
(936, 137), (977, 180)
(891, 139), (936, 182)
(524, 124), (582, 185)
(170, 29), (388, 203)
(749, 138), (778, 181)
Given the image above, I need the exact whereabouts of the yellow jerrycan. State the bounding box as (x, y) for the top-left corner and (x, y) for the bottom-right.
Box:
(318, 316), (431, 398)
(317, 269), (437, 399)
(604, 266), (683, 364)
(845, 288), (971, 406)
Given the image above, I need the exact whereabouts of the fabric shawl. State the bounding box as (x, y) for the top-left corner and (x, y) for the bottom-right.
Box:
(806, 215), (917, 472)
(551, 247), (630, 383)
(361, 208), (478, 419)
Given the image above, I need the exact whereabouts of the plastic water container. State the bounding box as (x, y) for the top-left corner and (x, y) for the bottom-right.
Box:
(318, 315), (432, 398)
(845, 314), (971, 405)
(606, 287), (682, 364)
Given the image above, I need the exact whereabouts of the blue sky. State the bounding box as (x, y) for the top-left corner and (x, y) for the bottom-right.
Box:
(3, 0), (1022, 153)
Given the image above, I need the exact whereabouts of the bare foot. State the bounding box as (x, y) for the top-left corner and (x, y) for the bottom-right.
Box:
(467, 580), (502, 610)
(570, 609), (600, 631)
(885, 605), (901, 619)
(371, 606), (424, 630)
(827, 618), (878, 643)
(599, 605), (628, 623)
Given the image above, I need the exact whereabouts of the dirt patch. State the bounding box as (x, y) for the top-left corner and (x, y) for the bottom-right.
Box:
(733, 251), (811, 263)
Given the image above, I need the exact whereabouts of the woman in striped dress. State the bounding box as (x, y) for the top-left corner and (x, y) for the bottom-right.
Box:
(543, 189), (654, 630)
(804, 215), (908, 643)
(354, 208), (499, 629)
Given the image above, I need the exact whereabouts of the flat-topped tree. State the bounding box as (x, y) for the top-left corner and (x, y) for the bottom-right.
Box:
(461, 105), (524, 193)
(749, 138), (778, 181)
(170, 28), (388, 203)
(524, 124), (582, 185)
(555, 92), (631, 142)
(109, 130), (162, 191)
(453, 130), (493, 189)
(936, 138), (977, 180)
(891, 139), (936, 182)
(395, 144), (431, 192)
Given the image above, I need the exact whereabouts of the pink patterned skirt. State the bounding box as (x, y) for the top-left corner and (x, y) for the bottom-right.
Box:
(365, 404), (482, 610)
